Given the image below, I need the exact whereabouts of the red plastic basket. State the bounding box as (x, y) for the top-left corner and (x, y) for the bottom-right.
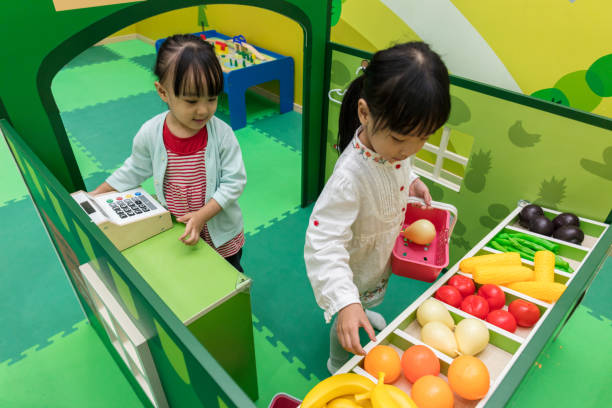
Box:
(268, 393), (301, 408)
(391, 198), (457, 282)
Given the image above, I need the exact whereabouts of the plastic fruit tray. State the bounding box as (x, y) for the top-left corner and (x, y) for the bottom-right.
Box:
(337, 201), (611, 407)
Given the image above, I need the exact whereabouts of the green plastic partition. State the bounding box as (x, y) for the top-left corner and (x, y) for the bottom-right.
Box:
(2, 119), (255, 407)
(324, 43), (612, 269)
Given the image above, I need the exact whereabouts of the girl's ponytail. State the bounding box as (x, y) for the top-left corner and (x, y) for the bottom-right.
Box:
(337, 74), (365, 153)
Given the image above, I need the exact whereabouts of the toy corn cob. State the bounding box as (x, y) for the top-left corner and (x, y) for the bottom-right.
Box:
(459, 252), (521, 274)
(507, 281), (566, 303)
(533, 251), (555, 282)
(472, 265), (534, 285)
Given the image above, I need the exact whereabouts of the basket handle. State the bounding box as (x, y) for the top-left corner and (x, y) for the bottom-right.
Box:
(405, 197), (458, 242)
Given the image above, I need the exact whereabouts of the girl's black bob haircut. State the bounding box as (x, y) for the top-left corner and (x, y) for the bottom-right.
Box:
(338, 42), (451, 152)
(154, 34), (224, 97)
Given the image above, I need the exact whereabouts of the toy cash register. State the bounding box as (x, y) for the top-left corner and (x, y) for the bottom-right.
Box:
(71, 188), (172, 250)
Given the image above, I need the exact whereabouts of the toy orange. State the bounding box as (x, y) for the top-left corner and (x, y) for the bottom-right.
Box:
(363, 345), (401, 383)
(448, 355), (490, 400)
(411, 375), (454, 408)
(401, 345), (440, 383)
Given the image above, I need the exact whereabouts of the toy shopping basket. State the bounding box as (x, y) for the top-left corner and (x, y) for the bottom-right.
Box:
(269, 393), (301, 408)
(391, 197), (457, 282)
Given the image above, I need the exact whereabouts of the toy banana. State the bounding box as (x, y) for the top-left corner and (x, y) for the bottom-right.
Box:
(301, 373), (376, 408)
(326, 396), (363, 408)
(384, 385), (418, 408)
(370, 373), (399, 408)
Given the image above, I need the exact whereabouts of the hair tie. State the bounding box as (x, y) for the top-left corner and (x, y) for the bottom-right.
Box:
(356, 59), (370, 75)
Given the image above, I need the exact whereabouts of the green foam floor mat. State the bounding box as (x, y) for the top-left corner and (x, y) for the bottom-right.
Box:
(252, 315), (320, 408)
(251, 111), (302, 152)
(236, 125), (301, 235)
(52, 59), (157, 112)
(64, 45), (123, 69)
(0, 198), (84, 364)
(508, 304), (612, 407)
(61, 91), (166, 172)
(0, 320), (143, 408)
(67, 132), (104, 180)
(103, 39), (155, 59)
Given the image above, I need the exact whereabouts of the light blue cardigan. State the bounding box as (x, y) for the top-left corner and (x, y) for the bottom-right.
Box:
(106, 111), (246, 248)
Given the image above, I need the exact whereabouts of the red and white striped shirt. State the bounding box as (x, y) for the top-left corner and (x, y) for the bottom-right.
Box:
(162, 121), (244, 257)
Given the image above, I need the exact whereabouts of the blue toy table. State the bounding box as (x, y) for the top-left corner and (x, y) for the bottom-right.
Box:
(155, 30), (294, 130)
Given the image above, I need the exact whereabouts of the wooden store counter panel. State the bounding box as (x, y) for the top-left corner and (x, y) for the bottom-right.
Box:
(121, 222), (258, 401)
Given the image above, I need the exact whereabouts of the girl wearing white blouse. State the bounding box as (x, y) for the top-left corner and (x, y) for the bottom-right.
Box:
(304, 42), (451, 374)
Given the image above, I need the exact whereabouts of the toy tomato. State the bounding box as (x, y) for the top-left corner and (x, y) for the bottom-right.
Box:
(460, 295), (489, 320)
(435, 285), (463, 308)
(477, 284), (506, 310)
(448, 275), (476, 298)
(486, 309), (517, 333)
(508, 299), (541, 327)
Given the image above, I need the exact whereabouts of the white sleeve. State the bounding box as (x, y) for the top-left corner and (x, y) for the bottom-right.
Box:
(408, 158), (419, 187)
(304, 174), (361, 323)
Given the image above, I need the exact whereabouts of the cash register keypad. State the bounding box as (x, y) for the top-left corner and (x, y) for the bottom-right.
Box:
(108, 192), (157, 219)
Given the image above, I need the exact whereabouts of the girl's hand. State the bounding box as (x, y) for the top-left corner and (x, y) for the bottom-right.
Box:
(409, 178), (432, 207)
(336, 303), (377, 356)
(177, 212), (207, 245)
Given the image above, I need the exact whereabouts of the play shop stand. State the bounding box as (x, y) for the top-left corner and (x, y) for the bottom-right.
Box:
(72, 190), (258, 404)
(332, 201), (610, 407)
(289, 200), (610, 407)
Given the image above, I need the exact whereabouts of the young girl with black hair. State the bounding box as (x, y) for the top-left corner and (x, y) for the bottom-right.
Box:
(304, 42), (451, 373)
(92, 34), (246, 271)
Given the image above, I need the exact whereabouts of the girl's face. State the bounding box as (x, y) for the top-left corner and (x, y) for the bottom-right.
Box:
(155, 80), (218, 138)
(357, 99), (428, 162)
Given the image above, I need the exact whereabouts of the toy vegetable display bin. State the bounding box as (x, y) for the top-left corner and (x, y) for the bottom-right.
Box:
(392, 198), (457, 282)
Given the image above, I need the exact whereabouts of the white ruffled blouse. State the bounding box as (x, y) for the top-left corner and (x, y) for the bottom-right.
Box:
(304, 128), (418, 322)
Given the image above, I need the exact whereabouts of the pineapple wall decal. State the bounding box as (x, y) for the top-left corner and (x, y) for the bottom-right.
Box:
(464, 149), (492, 193)
(536, 176), (567, 209)
(450, 220), (471, 250)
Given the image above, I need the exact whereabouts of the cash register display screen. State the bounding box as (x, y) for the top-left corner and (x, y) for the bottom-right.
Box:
(79, 201), (96, 215)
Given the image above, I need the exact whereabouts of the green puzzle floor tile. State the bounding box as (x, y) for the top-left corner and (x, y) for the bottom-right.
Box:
(0, 133), (28, 207)
(0, 320), (143, 408)
(52, 59), (157, 112)
(508, 305), (612, 407)
(252, 315), (320, 408)
(243, 206), (330, 381)
(235, 125), (301, 235)
(64, 45), (123, 70)
(580, 256), (612, 322)
(61, 91), (166, 173)
(0, 198), (84, 364)
(251, 110), (302, 152)
(130, 53), (157, 72)
(67, 132), (104, 180)
(103, 39), (155, 59)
